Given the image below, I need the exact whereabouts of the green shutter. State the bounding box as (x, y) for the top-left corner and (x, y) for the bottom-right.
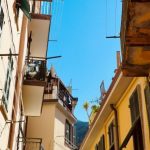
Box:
(20, 0), (31, 20)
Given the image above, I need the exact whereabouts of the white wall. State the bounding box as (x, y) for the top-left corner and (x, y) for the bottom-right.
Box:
(54, 107), (74, 150)
(0, 0), (27, 149)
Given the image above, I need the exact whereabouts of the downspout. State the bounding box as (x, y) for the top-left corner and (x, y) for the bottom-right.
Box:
(146, 77), (150, 89)
(110, 104), (119, 150)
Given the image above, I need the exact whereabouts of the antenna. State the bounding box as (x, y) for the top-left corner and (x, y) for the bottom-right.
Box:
(100, 81), (106, 101)
(106, 36), (120, 38)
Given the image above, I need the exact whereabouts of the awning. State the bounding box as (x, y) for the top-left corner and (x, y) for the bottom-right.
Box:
(119, 116), (140, 150)
(20, 0), (31, 20)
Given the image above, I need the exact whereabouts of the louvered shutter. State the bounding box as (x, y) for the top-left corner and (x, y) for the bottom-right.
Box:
(129, 90), (140, 124)
(144, 86), (150, 126)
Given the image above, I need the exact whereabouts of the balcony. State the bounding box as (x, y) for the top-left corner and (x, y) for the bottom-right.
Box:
(121, 0), (150, 76)
(57, 80), (74, 112)
(22, 58), (46, 116)
(29, 0), (52, 19)
(44, 75), (77, 113)
(18, 137), (43, 150)
(65, 137), (78, 150)
(28, 0), (52, 58)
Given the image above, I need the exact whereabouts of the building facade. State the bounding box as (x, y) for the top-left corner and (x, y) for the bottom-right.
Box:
(0, 0), (29, 149)
(80, 69), (150, 150)
(0, 0), (70, 149)
(26, 67), (78, 150)
(80, 0), (150, 149)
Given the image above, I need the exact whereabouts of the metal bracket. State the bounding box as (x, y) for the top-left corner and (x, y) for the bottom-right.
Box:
(6, 120), (25, 124)
(0, 54), (18, 57)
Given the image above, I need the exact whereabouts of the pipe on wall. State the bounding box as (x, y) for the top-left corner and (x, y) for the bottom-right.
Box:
(110, 104), (119, 150)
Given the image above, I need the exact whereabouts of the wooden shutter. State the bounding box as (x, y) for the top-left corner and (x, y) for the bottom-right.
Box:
(144, 86), (150, 126)
(99, 135), (105, 150)
(129, 90), (140, 124)
(108, 122), (114, 147)
(95, 144), (98, 150)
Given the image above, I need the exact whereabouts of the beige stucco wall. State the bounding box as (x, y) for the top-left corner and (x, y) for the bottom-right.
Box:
(0, 0), (28, 149)
(29, 19), (50, 58)
(54, 107), (73, 150)
(26, 101), (75, 150)
(26, 103), (56, 150)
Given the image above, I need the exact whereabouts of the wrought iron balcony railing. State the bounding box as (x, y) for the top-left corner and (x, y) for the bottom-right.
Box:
(65, 137), (78, 150)
(29, 0), (52, 16)
(18, 137), (43, 150)
(24, 58), (46, 81)
(57, 90), (73, 112)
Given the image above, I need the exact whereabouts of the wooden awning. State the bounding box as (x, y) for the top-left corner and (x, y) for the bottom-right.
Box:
(121, 0), (150, 76)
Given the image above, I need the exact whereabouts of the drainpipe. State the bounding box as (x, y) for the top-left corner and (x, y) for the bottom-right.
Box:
(110, 104), (119, 150)
(146, 77), (150, 88)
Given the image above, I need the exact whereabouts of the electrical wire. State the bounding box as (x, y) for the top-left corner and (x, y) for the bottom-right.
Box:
(114, 0), (117, 35)
(105, 0), (108, 37)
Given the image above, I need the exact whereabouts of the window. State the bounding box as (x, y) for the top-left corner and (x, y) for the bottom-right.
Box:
(2, 51), (13, 110)
(129, 89), (144, 150)
(95, 135), (105, 150)
(108, 122), (115, 150)
(65, 120), (72, 144)
(144, 85), (150, 127)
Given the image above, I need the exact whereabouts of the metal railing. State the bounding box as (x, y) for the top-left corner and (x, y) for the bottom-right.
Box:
(29, 0), (52, 16)
(57, 90), (73, 111)
(56, 136), (78, 150)
(24, 58), (46, 81)
(19, 137), (43, 150)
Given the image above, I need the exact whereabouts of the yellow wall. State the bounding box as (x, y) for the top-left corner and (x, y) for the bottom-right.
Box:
(82, 77), (150, 150)
(90, 113), (114, 150)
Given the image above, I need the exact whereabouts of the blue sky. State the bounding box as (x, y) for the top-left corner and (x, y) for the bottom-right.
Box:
(47, 0), (122, 122)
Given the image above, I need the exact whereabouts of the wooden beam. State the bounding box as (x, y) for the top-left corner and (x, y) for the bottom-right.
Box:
(30, 13), (51, 20)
